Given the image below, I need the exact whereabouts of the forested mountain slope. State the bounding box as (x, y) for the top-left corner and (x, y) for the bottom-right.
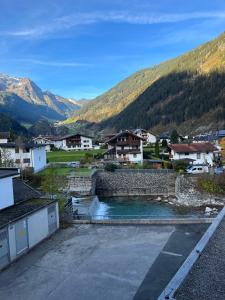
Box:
(66, 31), (225, 133)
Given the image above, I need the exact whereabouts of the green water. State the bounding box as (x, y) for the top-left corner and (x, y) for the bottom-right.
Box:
(94, 196), (209, 220)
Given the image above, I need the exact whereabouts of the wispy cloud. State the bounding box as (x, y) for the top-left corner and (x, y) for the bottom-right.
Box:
(1, 10), (225, 38)
(16, 58), (89, 68)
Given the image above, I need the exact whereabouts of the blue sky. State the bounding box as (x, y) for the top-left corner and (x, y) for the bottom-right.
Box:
(1, 0), (225, 99)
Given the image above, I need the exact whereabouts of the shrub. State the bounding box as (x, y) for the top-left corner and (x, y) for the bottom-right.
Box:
(104, 163), (118, 172)
(197, 174), (225, 195)
(172, 160), (189, 172)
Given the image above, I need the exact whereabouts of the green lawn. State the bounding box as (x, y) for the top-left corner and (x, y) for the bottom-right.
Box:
(47, 149), (105, 162)
(37, 167), (92, 176)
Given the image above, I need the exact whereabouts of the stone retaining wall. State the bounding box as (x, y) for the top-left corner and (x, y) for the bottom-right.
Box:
(67, 174), (96, 196)
(95, 169), (176, 196)
(175, 175), (224, 206)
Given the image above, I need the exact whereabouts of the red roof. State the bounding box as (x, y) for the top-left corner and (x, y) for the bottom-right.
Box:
(169, 143), (217, 153)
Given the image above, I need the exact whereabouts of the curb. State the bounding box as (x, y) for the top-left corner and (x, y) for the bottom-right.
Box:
(71, 218), (213, 225)
(158, 205), (225, 300)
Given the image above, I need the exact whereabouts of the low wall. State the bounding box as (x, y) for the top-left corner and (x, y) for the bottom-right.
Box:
(67, 172), (96, 196)
(95, 169), (176, 196)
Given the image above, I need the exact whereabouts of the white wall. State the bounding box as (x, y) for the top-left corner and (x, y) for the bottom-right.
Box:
(31, 147), (47, 173)
(0, 138), (8, 143)
(171, 150), (214, 166)
(62, 136), (93, 151)
(27, 208), (49, 248)
(0, 177), (14, 210)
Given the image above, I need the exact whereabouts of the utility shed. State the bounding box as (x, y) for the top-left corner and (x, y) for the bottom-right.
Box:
(0, 198), (59, 270)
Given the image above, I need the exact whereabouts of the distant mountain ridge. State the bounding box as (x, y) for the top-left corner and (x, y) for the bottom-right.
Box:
(0, 73), (85, 124)
(65, 31), (225, 134)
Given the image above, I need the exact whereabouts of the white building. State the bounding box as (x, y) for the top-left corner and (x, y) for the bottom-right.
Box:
(169, 143), (217, 166)
(0, 132), (10, 144)
(0, 142), (47, 173)
(0, 168), (59, 271)
(104, 130), (144, 164)
(61, 134), (93, 151)
(33, 135), (63, 151)
(133, 129), (157, 145)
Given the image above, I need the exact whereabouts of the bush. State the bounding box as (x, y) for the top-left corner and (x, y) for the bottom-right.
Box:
(172, 160), (189, 172)
(104, 163), (118, 172)
(197, 174), (225, 195)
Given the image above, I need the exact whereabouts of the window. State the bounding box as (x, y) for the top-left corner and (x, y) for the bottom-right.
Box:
(23, 158), (30, 163)
(23, 148), (30, 153)
(15, 147), (19, 153)
(133, 154), (137, 158)
(184, 152), (189, 156)
(15, 159), (21, 163)
(197, 153), (201, 159)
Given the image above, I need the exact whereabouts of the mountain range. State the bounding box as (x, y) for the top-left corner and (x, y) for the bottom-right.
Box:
(65, 31), (225, 134)
(1, 31), (225, 135)
(0, 73), (86, 124)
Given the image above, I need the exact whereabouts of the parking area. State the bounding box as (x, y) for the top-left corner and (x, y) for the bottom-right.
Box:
(0, 224), (208, 300)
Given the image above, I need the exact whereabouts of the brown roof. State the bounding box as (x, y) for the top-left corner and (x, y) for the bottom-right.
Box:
(106, 130), (144, 144)
(169, 143), (217, 153)
(0, 132), (10, 139)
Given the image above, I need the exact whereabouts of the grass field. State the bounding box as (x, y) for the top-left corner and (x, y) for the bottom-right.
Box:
(47, 149), (105, 162)
(37, 167), (92, 176)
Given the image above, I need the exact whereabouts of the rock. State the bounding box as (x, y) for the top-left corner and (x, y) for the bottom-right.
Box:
(205, 207), (213, 213)
(205, 212), (211, 217)
(213, 207), (218, 211)
(168, 202), (174, 205)
(156, 196), (162, 201)
(164, 200), (169, 203)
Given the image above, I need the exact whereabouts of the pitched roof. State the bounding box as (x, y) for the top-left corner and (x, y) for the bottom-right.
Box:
(169, 143), (217, 153)
(0, 168), (19, 179)
(106, 130), (144, 143)
(0, 142), (45, 149)
(0, 132), (10, 139)
(13, 178), (42, 204)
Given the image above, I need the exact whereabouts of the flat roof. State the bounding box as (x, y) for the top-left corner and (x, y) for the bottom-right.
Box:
(0, 168), (19, 179)
(0, 198), (57, 229)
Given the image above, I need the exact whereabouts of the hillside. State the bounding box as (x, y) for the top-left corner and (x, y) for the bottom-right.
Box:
(0, 113), (28, 136)
(0, 73), (83, 124)
(65, 31), (225, 133)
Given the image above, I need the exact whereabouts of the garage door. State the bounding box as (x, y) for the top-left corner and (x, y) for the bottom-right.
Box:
(0, 228), (9, 270)
(15, 219), (28, 255)
(48, 205), (57, 234)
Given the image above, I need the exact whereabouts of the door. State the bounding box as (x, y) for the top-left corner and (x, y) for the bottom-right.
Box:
(15, 219), (28, 255)
(48, 205), (57, 234)
(0, 228), (9, 270)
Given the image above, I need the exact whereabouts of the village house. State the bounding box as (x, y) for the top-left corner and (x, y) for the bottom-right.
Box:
(61, 134), (93, 151)
(133, 129), (157, 145)
(0, 142), (47, 173)
(33, 134), (93, 151)
(104, 130), (144, 164)
(33, 135), (63, 151)
(0, 168), (59, 271)
(169, 143), (218, 166)
(0, 132), (10, 144)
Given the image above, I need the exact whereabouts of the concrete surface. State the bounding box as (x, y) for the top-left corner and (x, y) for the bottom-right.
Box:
(175, 216), (225, 300)
(0, 225), (174, 300)
(0, 224), (208, 300)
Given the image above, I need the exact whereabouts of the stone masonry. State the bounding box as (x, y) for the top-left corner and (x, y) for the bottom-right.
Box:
(95, 169), (176, 196)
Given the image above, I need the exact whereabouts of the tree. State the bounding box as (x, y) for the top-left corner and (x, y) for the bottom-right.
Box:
(154, 141), (160, 158)
(0, 148), (14, 167)
(170, 129), (179, 144)
(162, 139), (168, 148)
(41, 167), (67, 199)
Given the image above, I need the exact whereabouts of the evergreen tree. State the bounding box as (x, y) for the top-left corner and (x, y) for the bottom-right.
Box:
(170, 129), (179, 144)
(155, 141), (160, 158)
